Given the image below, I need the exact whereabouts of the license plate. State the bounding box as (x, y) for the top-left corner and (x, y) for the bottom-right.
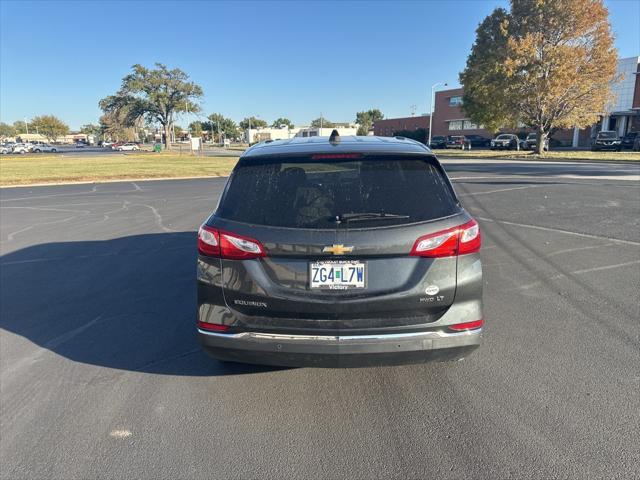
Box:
(309, 261), (366, 290)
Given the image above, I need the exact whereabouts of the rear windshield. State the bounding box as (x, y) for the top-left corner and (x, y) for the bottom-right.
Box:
(216, 156), (459, 229)
(597, 131), (617, 138)
(496, 134), (512, 139)
(526, 133), (537, 139)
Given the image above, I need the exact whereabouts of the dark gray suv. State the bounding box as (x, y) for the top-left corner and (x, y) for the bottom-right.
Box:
(197, 134), (483, 367)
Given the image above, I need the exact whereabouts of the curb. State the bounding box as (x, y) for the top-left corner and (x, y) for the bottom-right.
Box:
(0, 174), (227, 189)
(436, 154), (640, 164)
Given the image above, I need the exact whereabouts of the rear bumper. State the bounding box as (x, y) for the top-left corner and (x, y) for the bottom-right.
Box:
(198, 328), (481, 367)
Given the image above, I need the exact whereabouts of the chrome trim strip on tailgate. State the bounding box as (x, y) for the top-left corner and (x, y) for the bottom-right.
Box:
(197, 328), (482, 341)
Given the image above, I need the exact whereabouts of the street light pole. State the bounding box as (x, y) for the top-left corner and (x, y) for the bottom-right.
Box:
(428, 82), (447, 147)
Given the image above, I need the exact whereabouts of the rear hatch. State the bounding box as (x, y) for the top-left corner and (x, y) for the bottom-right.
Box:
(210, 153), (464, 334)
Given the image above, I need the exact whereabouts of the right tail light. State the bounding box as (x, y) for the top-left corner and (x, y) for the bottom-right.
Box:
(410, 219), (481, 257)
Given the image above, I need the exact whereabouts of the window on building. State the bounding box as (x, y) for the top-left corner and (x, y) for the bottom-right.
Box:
(449, 96), (463, 106)
(462, 120), (478, 130)
(448, 120), (463, 131)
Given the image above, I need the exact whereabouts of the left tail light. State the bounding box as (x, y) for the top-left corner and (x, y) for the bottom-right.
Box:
(198, 225), (265, 260)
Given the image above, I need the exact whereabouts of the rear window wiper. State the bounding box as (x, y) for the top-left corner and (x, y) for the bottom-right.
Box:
(334, 212), (410, 223)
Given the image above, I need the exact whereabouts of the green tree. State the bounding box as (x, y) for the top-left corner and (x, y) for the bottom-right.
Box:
(99, 111), (137, 142)
(99, 63), (203, 150)
(13, 120), (28, 135)
(310, 117), (335, 128)
(355, 109), (384, 135)
(0, 122), (16, 139)
(30, 115), (70, 142)
(80, 123), (101, 136)
(271, 117), (294, 129)
(239, 116), (267, 130)
(189, 121), (203, 137)
(460, 0), (617, 154)
(205, 113), (239, 141)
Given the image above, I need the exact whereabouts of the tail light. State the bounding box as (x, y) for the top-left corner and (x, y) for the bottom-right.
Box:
(448, 319), (484, 331)
(410, 219), (481, 257)
(198, 225), (265, 259)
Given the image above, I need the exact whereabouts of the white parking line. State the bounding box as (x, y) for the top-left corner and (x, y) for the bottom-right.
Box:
(457, 185), (539, 196)
(476, 217), (640, 246)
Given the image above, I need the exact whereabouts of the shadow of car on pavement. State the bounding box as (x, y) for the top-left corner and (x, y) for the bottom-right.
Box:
(0, 232), (288, 376)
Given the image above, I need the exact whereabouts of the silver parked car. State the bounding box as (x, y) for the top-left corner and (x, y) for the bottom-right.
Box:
(31, 143), (58, 153)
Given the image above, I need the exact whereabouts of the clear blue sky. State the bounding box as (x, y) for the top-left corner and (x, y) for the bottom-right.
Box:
(1, 0), (638, 130)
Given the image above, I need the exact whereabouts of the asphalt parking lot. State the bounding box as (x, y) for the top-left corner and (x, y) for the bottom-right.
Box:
(1, 159), (639, 479)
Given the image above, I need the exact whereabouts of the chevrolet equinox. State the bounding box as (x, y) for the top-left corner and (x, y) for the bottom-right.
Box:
(197, 132), (483, 367)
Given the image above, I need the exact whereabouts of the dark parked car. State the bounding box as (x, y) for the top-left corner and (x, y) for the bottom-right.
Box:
(197, 133), (483, 367)
(621, 131), (637, 150)
(523, 133), (549, 151)
(445, 135), (472, 150)
(591, 131), (622, 151)
(490, 134), (519, 150)
(464, 135), (491, 148)
(429, 136), (447, 149)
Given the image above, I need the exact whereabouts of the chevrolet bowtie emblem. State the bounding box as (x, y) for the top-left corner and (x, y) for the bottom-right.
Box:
(322, 244), (354, 255)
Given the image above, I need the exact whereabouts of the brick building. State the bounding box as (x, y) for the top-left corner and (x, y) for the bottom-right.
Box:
(373, 115), (430, 138)
(378, 56), (639, 147)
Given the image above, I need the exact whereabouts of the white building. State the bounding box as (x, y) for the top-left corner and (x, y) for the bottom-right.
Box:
(245, 126), (299, 143)
(245, 124), (360, 143)
(294, 125), (359, 138)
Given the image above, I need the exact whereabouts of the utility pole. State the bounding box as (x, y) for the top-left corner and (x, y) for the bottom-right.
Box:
(428, 82), (447, 147)
(24, 118), (29, 135)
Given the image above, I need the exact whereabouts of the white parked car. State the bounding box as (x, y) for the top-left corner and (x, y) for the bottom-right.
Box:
(32, 143), (58, 153)
(12, 143), (31, 154)
(1, 144), (12, 154)
(117, 143), (140, 151)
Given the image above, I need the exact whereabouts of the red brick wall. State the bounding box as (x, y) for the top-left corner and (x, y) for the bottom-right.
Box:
(373, 116), (430, 136)
(431, 86), (595, 146)
(431, 87), (495, 138)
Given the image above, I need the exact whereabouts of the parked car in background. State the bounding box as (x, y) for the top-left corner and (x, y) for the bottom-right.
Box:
(445, 135), (472, 150)
(197, 133), (483, 367)
(429, 136), (448, 149)
(116, 142), (140, 151)
(523, 133), (549, 151)
(621, 131), (637, 149)
(591, 131), (622, 151)
(0, 144), (12, 154)
(490, 134), (519, 150)
(110, 142), (123, 150)
(12, 143), (31, 154)
(464, 135), (491, 148)
(31, 143), (58, 153)
(102, 141), (114, 148)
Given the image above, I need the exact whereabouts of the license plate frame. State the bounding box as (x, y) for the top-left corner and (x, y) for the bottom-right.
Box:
(309, 260), (366, 290)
